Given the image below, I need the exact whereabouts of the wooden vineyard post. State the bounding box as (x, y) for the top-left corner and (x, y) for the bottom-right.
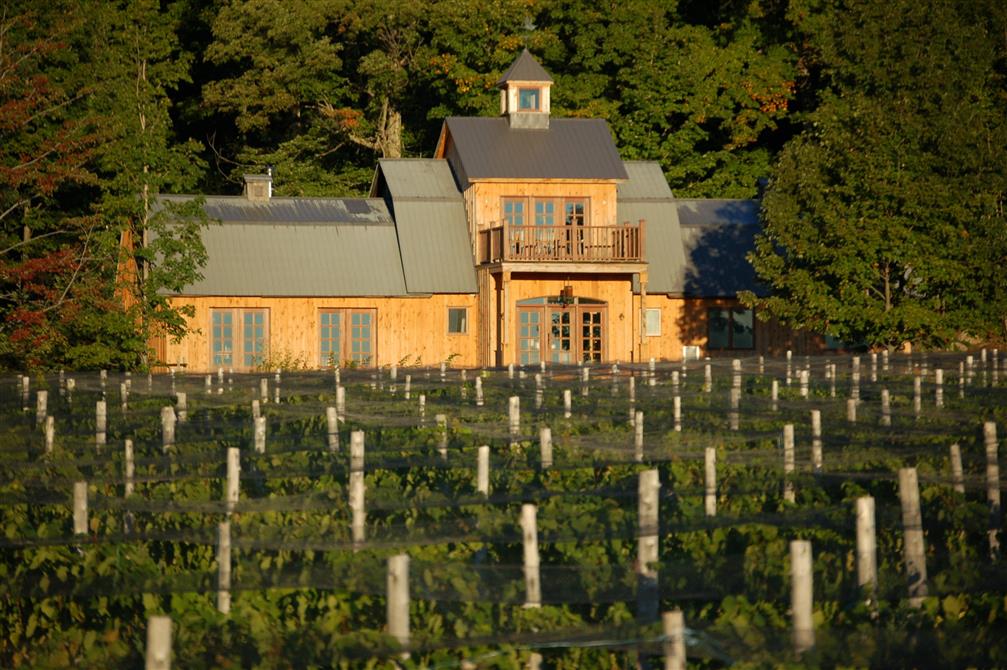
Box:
(121, 382), (129, 411)
(634, 411), (645, 461)
(851, 355), (861, 402)
(404, 373), (411, 400)
(96, 400), (107, 447)
(898, 467), (928, 605)
(226, 448), (240, 515)
(871, 352), (878, 383)
(959, 361), (966, 399)
(124, 439), (135, 498)
(856, 496), (877, 596)
(350, 430), (366, 545)
(35, 390), (47, 428)
(984, 422), (1001, 558)
(217, 521), (231, 614)
(637, 468), (660, 623)
(477, 445), (490, 495)
(418, 394), (426, 423)
(880, 389), (891, 427)
(671, 370), (680, 394)
(828, 363), (836, 398)
(336, 386), (346, 422)
(161, 407), (175, 451)
(703, 363), (711, 393)
(326, 407), (339, 451)
(800, 369), (809, 398)
(509, 396), (520, 445)
(949, 443), (965, 494)
(786, 350), (793, 386)
(790, 539), (814, 653)
(387, 554), (410, 650)
(705, 447), (717, 517)
(145, 615), (172, 670)
(175, 392), (187, 423)
(520, 504), (541, 608)
(846, 398), (857, 424)
(475, 376), (483, 406)
(73, 481), (88, 535)
(729, 388), (740, 431)
(935, 369), (944, 408)
(436, 414), (448, 458)
(810, 410), (823, 472)
(440, 361), (447, 382)
(44, 416), (54, 454)
(20, 375), (29, 412)
(771, 379), (779, 412)
(629, 375), (636, 403)
(204, 375), (211, 394)
(563, 389), (572, 419)
(581, 366), (590, 397)
(673, 395), (682, 432)
(251, 399), (260, 420)
(783, 424), (796, 503)
(732, 358), (741, 392)
(913, 375), (922, 420)
(254, 416), (266, 453)
(259, 378), (268, 403)
(662, 609), (686, 670)
(539, 426), (552, 469)
(66, 378), (75, 404)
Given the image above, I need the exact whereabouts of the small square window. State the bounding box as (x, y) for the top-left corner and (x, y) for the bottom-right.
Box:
(645, 308), (661, 336)
(448, 307), (468, 334)
(518, 88), (540, 111)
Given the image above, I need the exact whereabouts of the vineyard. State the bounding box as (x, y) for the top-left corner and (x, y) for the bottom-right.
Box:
(2, 353), (1007, 669)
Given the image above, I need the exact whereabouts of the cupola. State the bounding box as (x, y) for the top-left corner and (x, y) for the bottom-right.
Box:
(497, 49), (553, 130)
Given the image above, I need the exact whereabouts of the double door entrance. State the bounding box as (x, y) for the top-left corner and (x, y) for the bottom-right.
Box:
(517, 297), (606, 365)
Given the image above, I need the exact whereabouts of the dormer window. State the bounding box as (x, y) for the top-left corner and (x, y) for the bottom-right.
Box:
(518, 88), (541, 111)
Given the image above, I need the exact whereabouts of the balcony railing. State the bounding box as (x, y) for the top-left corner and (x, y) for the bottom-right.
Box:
(478, 221), (645, 264)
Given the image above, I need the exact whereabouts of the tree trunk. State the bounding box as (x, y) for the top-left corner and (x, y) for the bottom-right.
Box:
(381, 107), (402, 158)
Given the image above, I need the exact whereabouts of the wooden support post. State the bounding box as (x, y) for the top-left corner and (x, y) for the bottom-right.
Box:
(509, 396), (520, 444)
(251, 399), (260, 420)
(95, 400), (107, 447)
(35, 390), (47, 428)
(959, 361), (966, 399)
(475, 376), (483, 406)
(898, 467), (928, 605)
(336, 386), (345, 422)
(124, 439), (135, 498)
(856, 496), (877, 596)
(418, 394), (426, 423)
(984, 422), (1001, 558)
(404, 373), (411, 400)
(880, 389), (891, 427)
(634, 411), (644, 462)
(120, 382), (129, 411)
(704, 447), (716, 517)
(851, 356), (861, 402)
(175, 392), (187, 423)
(637, 468), (660, 622)
(477, 445), (490, 495)
(539, 426), (552, 469)
(799, 369), (809, 398)
(846, 398), (857, 424)
(100, 369), (107, 390)
(882, 349), (889, 372)
(254, 416), (266, 453)
(259, 378), (268, 403)
(703, 363), (711, 393)
(44, 416), (54, 453)
(729, 388), (740, 431)
(829, 363), (836, 398)
(563, 389), (572, 419)
(811, 410), (822, 472)
(350, 431), (365, 545)
(950, 442), (965, 494)
(913, 375), (922, 420)
(771, 379), (779, 412)
(73, 481), (88, 535)
(783, 424), (795, 503)
(145, 615), (172, 670)
(673, 395), (681, 432)
(161, 406), (175, 451)
(217, 521), (231, 614)
(581, 366), (590, 397)
(628, 375), (636, 403)
(870, 352), (878, 383)
(758, 355), (765, 375)
(671, 370), (680, 394)
(662, 610), (686, 670)
(326, 407), (339, 451)
(732, 358), (741, 390)
(436, 414), (448, 458)
(790, 539), (814, 653)
(520, 503), (541, 608)
(20, 375), (29, 412)
(387, 554), (410, 648)
(226, 447), (240, 514)
(508, 363), (514, 380)
(935, 369), (944, 408)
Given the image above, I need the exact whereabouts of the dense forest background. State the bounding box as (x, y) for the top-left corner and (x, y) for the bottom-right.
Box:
(1, 0), (1005, 370)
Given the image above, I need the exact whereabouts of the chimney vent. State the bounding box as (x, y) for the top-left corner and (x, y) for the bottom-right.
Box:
(243, 174), (272, 201)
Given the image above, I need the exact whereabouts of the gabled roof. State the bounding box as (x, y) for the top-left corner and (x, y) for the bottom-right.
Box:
(617, 162), (686, 294)
(496, 48), (553, 85)
(372, 159), (477, 294)
(677, 199), (765, 298)
(442, 117), (628, 181)
(156, 196), (408, 296)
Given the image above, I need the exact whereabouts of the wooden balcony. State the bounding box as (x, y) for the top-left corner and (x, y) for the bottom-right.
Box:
(478, 221), (645, 264)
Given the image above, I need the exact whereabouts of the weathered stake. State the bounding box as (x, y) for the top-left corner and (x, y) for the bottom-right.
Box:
(949, 442), (965, 494)
(539, 426), (552, 469)
(662, 610), (686, 670)
(476, 445), (490, 495)
(637, 469), (660, 622)
(217, 521), (231, 614)
(387, 554), (410, 649)
(810, 410), (823, 472)
(73, 480), (88, 535)
(704, 447), (717, 517)
(145, 615), (172, 670)
(326, 407), (339, 451)
(520, 504), (541, 608)
(984, 422), (1001, 558)
(225, 447), (240, 514)
(856, 496), (877, 595)
(898, 467), (928, 605)
(790, 539), (814, 653)
(783, 424), (795, 503)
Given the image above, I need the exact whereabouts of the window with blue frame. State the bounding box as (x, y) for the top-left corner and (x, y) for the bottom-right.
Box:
(210, 308), (268, 370)
(319, 308), (376, 367)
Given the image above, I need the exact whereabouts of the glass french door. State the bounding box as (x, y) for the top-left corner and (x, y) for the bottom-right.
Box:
(517, 297), (606, 364)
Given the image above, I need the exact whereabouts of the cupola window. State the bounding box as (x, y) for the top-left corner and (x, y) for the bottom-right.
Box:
(518, 88), (541, 111)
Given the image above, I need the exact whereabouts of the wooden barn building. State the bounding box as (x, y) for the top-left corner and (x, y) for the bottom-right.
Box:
(155, 50), (822, 371)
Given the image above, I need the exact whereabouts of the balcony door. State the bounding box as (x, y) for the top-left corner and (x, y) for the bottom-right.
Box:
(517, 296), (606, 365)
